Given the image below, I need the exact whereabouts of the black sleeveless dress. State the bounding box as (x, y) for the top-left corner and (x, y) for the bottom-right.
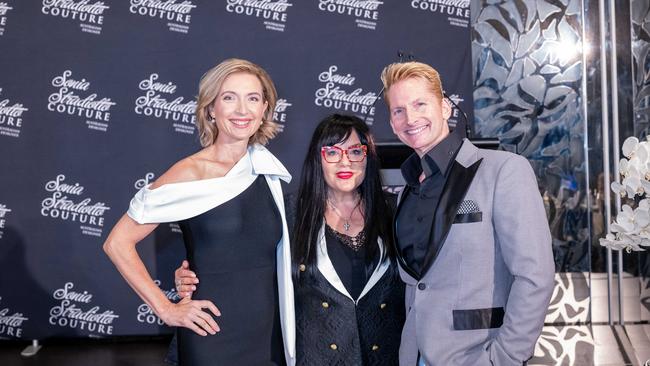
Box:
(176, 176), (285, 365)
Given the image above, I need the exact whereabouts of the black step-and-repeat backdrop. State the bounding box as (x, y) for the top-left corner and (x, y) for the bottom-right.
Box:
(0, 1), (472, 339)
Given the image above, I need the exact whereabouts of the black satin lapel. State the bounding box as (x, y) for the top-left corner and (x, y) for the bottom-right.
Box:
(393, 186), (420, 280)
(420, 158), (483, 275)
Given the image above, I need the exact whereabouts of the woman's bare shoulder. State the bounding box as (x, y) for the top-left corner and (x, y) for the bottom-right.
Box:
(149, 154), (203, 189)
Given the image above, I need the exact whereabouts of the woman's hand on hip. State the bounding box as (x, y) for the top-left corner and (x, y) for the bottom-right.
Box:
(160, 297), (221, 336)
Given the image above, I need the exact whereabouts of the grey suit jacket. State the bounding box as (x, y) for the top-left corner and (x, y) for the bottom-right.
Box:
(395, 140), (554, 366)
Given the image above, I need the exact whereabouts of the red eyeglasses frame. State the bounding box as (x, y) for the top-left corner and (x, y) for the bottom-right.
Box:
(320, 144), (368, 163)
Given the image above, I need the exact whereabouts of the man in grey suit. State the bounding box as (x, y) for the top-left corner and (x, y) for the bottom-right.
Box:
(380, 61), (555, 365)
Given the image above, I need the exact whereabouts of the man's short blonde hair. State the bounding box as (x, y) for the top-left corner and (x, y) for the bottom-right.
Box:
(196, 58), (279, 147)
(380, 62), (444, 106)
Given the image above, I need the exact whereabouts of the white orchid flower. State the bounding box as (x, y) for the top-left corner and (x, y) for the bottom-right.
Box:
(627, 158), (644, 175)
(600, 232), (647, 252)
(602, 136), (650, 252)
(599, 233), (618, 247)
(636, 142), (649, 162)
(639, 139), (650, 152)
(641, 179), (650, 195)
(624, 235), (645, 251)
(622, 136), (639, 158)
(611, 181), (626, 197)
(611, 205), (635, 233)
(638, 228), (650, 241)
(599, 233), (630, 251)
(619, 158), (629, 176)
(634, 207), (650, 228)
(622, 176), (642, 197)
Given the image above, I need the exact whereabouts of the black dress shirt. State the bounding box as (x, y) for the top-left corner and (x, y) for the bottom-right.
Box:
(396, 133), (463, 276)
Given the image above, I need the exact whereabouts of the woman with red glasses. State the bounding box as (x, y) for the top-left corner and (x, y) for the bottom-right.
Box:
(175, 114), (405, 365)
(290, 113), (405, 365)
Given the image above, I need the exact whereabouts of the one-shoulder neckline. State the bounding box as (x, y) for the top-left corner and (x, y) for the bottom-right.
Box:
(146, 152), (250, 192)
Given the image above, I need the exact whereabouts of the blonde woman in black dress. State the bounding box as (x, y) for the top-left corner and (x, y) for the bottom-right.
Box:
(103, 59), (295, 366)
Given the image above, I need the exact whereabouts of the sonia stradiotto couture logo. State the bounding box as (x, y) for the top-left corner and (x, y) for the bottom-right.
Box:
(40, 174), (111, 237)
(49, 282), (119, 335)
(135, 73), (197, 135)
(0, 296), (29, 338)
(0, 2), (13, 36)
(318, 0), (383, 30)
(225, 0), (292, 32)
(314, 65), (378, 124)
(447, 93), (464, 128)
(47, 70), (116, 132)
(41, 0), (111, 34)
(0, 87), (28, 138)
(411, 0), (470, 28)
(273, 98), (291, 133)
(129, 0), (197, 34)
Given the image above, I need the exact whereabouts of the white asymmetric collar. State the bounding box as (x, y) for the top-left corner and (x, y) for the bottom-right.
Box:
(127, 144), (291, 224)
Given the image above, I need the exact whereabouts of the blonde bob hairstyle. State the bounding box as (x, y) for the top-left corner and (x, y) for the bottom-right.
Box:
(380, 61), (444, 106)
(196, 58), (279, 147)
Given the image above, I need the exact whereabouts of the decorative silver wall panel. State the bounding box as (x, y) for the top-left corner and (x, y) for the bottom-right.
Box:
(632, 0), (650, 136)
(471, 0), (593, 363)
(471, 0), (589, 276)
(632, 0), (650, 324)
(472, 0), (650, 363)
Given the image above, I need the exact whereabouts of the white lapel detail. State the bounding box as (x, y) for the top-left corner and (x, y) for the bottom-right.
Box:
(250, 144), (291, 182)
(357, 237), (390, 301)
(263, 174), (296, 366)
(316, 223), (391, 304)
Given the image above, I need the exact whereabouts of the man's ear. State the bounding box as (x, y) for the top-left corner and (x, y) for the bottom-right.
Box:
(442, 98), (452, 121)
